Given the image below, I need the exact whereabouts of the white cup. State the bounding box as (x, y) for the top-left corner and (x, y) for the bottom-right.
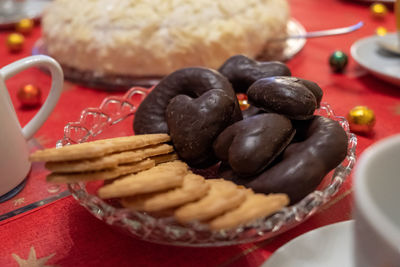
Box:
(0, 55), (63, 200)
(354, 134), (400, 266)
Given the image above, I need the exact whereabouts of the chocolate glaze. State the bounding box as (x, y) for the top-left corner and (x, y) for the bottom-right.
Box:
(218, 55), (291, 93)
(247, 76), (322, 120)
(213, 113), (295, 177)
(133, 67), (242, 134)
(219, 116), (349, 204)
(296, 78), (323, 108)
(242, 106), (264, 119)
(166, 89), (235, 168)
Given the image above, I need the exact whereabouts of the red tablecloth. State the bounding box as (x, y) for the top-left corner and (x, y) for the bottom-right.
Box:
(1, 0), (400, 266)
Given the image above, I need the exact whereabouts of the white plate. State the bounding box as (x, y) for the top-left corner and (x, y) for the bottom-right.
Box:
(261, 220), (355, 267)
(351, 33), (400, 86)
(282, 19), (306, 61)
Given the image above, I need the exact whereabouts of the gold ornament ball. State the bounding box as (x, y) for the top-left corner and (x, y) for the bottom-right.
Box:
(370, 3), (388, 18)
(376, 26), (387, 36)
(347, 106), (376, 134)
(6, 33), (24, 53)
(17, 84), (42, 107)
(16, 18), (34, 35)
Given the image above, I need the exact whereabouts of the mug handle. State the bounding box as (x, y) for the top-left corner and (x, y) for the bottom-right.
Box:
(0, 55), (63, 140)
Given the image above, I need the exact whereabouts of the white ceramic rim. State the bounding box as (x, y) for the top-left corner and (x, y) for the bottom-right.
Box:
(261, 220), (354, 267)
(354, 134), (400, 251)
(350, 34), (400, 87)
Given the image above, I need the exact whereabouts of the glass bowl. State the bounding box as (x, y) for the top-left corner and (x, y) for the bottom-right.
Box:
(63, 87), (357, 247)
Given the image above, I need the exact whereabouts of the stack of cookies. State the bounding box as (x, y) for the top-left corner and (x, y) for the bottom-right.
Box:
(29, 134), (177, 183)
(29, 133), (289, 230)
(99, 161), (289, 230)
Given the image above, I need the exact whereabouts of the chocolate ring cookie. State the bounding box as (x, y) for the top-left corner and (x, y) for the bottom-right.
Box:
(247, 76), (323, 120)
(218, 55), (291, 93)
(213, 113), (295, 176)
(219, 116), (348, 204)
(133, 67), (242, 134)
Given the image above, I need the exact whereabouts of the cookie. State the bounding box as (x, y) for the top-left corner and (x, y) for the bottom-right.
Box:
(121, 172), (209, 212)
(218, 55), (291, 93)
(133, 67), (242, 135)
(29, 133), (170, 162)
(209, 193), (289, 230)
(174, 179), (247, 223)
(107, 144), (174, 165)
(98, 161), (188, 199)
(221, 116), (348, 204)
(151, 153), (179, 165)
(45, 144), (173, 173)
(247, 77), (320, 120)
(47, 159), (155, 184)
(213, 113), (295, 176)
(45, 155), (119, 173)
(166, 89), (236, 168)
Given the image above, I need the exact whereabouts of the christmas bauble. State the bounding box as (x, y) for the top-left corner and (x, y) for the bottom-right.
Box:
(16, 18), (34, 35)
(6, 33), (24, 53)
(347, 106), (376, 134)
(17, 84), (42, 108)
(329, 50), (348, 73)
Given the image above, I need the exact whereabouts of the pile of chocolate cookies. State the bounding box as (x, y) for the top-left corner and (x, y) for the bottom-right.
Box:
(133, 55), (349, 204)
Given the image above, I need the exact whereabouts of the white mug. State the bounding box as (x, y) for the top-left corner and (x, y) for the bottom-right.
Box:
(354, 134), (400, 267)
(0, 55), (63, 200)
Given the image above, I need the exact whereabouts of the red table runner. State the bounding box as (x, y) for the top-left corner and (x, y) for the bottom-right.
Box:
(1, 0), (400, 266)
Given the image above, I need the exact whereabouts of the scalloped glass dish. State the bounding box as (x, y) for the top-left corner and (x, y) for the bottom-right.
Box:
(64, 87), (357, 247)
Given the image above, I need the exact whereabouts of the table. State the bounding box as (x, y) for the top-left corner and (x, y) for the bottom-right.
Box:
(1, 0), (400, 266)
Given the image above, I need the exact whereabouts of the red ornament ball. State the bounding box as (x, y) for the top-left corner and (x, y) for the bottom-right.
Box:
(17, 84), (42, 107)
(236, 93), (250, 110)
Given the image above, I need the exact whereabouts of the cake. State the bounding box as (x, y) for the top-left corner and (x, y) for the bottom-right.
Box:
(42, 0), (290, 77)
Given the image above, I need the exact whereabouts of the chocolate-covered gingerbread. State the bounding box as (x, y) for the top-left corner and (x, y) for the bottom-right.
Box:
(213, 113), (295, 176)
(218, 55), (291, 93)
(247, 76), (323, 120)
(133, 67), (242, 134)
(219, 116), (348, 204)
(167, 89), (236, 168)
